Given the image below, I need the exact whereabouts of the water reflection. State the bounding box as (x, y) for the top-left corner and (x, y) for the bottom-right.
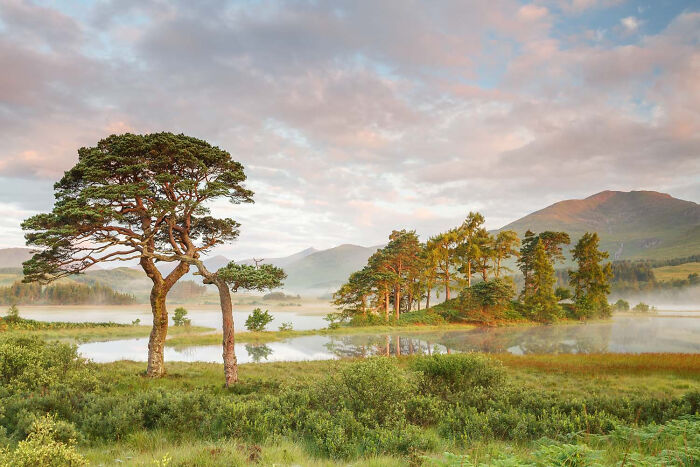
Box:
(78, 315), (700, 364)
(246, 344), (273, 362)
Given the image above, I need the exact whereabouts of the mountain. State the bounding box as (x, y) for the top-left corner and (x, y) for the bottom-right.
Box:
(153, 245), (375, 292)
(280, 244), (381, 292)
(239, 247), (318, 268)
(499, 190), (700, 260)
(0, 248), (34, 268)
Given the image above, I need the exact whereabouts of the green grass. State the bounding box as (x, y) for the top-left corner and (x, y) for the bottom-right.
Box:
(2, 321), (214, 343)
(653, 261), (700, 281)
(2, 331), (698, 467)
(79, 355), (700, 466)
(97, 352), (700, 398)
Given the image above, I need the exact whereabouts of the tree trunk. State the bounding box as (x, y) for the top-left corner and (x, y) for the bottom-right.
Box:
(394, 284), (400, 320)
(467, 262), (472, 287)
(215, 279), (237, 387)
(445, 276), (451, 301)
(426, 288), (431, 309)
(361, 295), (367, 317)
(146, 285), (168, 377)
(496, 258), (501, 278)
(143, 259), (189, 378)
(384, 288), (389, 321)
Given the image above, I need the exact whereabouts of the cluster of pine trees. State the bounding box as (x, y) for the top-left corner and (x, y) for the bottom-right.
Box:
(0, 281), (136, 305)
(334, 213), (612, 323)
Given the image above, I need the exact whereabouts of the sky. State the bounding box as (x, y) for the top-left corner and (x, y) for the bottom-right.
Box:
(0, 0), (698, 260)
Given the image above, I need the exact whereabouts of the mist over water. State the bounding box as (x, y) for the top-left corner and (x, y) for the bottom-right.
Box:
(610, 285), (700, 310)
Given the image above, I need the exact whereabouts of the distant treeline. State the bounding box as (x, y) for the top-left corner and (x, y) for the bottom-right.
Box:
(168, 280), (207, 302)
(0, 281), (136, 305)
(644, 255), (700, 268)
(555, 256), (700, 294)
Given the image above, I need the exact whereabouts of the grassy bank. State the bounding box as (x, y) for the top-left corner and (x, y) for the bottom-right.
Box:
(1, 316), (214, 342)
(1, 333), (697, 466)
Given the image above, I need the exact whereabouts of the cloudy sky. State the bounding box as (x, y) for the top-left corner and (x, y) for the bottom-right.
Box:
(0, 0), (698, 259)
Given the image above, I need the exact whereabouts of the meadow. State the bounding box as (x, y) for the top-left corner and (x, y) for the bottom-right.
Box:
(0, 333), (698, 466)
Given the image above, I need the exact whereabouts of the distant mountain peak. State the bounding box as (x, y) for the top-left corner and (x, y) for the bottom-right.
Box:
(500, 190), (699, 260)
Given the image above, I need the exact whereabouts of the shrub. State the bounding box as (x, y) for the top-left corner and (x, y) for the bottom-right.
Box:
(278, 322), (293, 332)
(633, 302), (650, 313)
(0, 336), (97, 394)
(172, 307), (191, 326)
(0, 415), (86, 466)
(612, 299), (630, 311)
(318, 358), (416, 427)
(324, 312), (347, 329)
(411, 354), (505, 397)
(6, 304), (19, 319)
(245, 308), (273, 332)
(457, 279), (516, 322)
(398, 309), (445, 325)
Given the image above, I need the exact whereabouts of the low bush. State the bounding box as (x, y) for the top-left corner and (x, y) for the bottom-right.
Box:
(245, 308), (273, 332)
(0, 415), (86, 467)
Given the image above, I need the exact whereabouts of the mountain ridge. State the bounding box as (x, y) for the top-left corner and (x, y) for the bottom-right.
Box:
(1, 190), (696, 292)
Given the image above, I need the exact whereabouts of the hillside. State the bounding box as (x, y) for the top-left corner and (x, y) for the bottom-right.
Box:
(0, 248), (34, 268)
(280, 244), (381, 292)
(499, 191), (700, 260)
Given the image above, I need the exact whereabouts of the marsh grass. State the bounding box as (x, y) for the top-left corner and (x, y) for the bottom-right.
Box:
(1, 335), (698, 466)
(1, 317), (214, 343)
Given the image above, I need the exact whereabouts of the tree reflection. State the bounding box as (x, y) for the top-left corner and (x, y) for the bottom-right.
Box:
(245, 343), (273, 362)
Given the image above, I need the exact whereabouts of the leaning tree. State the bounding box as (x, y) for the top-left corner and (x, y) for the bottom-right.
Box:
(214, 263), (285, 385)
(22, 132), (253, 377)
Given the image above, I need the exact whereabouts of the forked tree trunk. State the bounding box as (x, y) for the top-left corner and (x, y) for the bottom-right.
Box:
(146, 286), (168, 377)
(144, 260), (189, 378)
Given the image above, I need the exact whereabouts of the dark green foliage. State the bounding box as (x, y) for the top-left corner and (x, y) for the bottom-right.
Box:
(458, 278), (516, 321)
(613, 298), (630, 311)
(217, 264), (286, 293)
(411, 354), (505, 397)
(633, 302), (651, 313)
(523, 240), (562, 322)
(397, 309), (446, 325)
(172, 307), (190, 326)
(555, 287), (572, 301)
(569, 232), (612, 319)
(245, 308), (274, 332)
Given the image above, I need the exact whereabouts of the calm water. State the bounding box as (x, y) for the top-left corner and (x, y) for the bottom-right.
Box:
(78, 314), (700, 364)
